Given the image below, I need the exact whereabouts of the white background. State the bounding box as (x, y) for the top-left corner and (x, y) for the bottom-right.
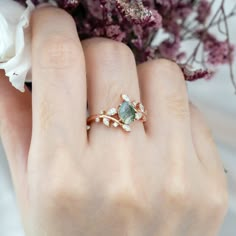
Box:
(0, 0), (236, 235)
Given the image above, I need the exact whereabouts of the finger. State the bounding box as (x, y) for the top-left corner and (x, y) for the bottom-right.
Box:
(31, 7), (87, 154)
(189, 103), (225, 174)
(0, 70), (31, 212)
(82, 38), (144, 142)
(137, 59), (191, 141)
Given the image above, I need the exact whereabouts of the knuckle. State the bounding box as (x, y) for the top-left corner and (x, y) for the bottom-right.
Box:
(106, 161), (147, 214)
(38, 98), (55, 132)
(38, 157), (87, 209)
(44, 180), (69, 203)
(109, 190), (145, 214)
(164, 175), (190, 210)
(209, 188), (228, 215)
(40, 185), (74, 213)
(39, 35), (80, 69)
(165, 93), (189, 119)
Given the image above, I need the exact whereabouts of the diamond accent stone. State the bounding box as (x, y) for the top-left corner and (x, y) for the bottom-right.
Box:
(122, 124), (131, 132)
(139, 103), (145, 112)
(107, 108), (117, 116)
(112, 122), (119, 128)
(95, 117), (100, 122)
(121, 94), (130, 102)
(118, 101), (135, 125)
(103, 118), (110, 126)
(87, 125), (91, 130)
(135, 112), (143, 120)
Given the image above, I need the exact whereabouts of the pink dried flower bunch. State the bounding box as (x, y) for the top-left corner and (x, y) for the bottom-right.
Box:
(196, 0), (211, 23)
(202, 32), (235, 65)
(15, 0), (236, 88)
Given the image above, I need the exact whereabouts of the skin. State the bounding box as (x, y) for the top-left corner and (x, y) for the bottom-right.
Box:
(0, 7), (228, 236)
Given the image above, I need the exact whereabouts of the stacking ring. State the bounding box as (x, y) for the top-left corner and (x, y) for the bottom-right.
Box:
(87, 94), (147, 132)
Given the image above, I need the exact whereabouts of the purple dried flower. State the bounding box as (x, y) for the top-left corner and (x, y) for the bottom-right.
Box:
(203, 33), (235, 65)
(159, 38), (180, 60)
(85, 0), (103, 19)
(131, 37), (144, 49)
(170, 3), (192, 19)
(196, 0), (211, 23)
(116, 0), (153, 25)
(147, 9), (162, 29)
(176, 52), (186, 62)
(156, 0), (179, 8)
(92, 27), (105, 37)
(144, 46), (157, 60)
(105, 25), (126, 41)
(180, 64), (213, 81)
(58, 0), (80, 9)
(133, 25), (144, 36)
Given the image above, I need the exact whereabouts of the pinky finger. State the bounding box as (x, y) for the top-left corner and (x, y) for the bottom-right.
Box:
(189, 103), (225, 175)
(190, 103), (228, 235)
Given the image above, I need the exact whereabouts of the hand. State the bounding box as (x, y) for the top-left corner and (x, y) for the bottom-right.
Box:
(0, 7), (228, 236)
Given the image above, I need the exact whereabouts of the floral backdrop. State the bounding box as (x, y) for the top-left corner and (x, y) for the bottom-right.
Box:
(0, 0), (235, 92)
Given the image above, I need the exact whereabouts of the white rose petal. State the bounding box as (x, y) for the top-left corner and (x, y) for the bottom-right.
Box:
(0, 0), (57, 92)
(0, 0), (35, 92)
(0, 1), (25, 62)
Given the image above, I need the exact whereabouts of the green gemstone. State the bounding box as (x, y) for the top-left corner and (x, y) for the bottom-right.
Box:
(118, 102), (135, 125)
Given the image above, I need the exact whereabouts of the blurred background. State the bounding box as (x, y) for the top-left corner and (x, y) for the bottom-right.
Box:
(0, 0), (236, 235)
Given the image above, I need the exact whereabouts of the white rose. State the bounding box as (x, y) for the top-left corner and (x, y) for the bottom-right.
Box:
(0, 0), (35, 92)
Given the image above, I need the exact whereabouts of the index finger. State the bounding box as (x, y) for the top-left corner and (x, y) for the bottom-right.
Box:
(31, 7), (87, 155)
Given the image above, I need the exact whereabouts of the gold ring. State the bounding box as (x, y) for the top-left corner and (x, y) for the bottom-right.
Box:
(87, 94), (147, 132)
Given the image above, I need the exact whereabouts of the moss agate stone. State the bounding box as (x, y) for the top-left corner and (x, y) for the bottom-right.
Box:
(118, 102), (135, 125)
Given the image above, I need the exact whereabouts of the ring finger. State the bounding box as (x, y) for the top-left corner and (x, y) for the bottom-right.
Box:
(82, 38), (145, 142)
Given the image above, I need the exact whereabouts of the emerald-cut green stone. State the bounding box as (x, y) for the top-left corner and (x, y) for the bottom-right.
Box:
(118, 102), (135, 125)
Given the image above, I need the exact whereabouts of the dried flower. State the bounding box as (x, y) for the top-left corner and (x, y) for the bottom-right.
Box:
(203, 33), (234, 65)
(105, 25), (126, 41)
(180, 64), (213, 81)
(159, 38), (180, 60)
(4, 0), (236, 92)
(116, 0), (153, 25)
(196, 0), (211, 24)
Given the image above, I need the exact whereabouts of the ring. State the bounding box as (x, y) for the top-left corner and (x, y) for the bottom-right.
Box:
(87, 94), (147, 132)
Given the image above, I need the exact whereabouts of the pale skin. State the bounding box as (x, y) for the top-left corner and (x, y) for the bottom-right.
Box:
(0, 7), (228, 236)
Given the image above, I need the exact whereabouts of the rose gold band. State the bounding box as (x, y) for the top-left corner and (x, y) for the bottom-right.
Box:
(86, 94), (147, 132)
